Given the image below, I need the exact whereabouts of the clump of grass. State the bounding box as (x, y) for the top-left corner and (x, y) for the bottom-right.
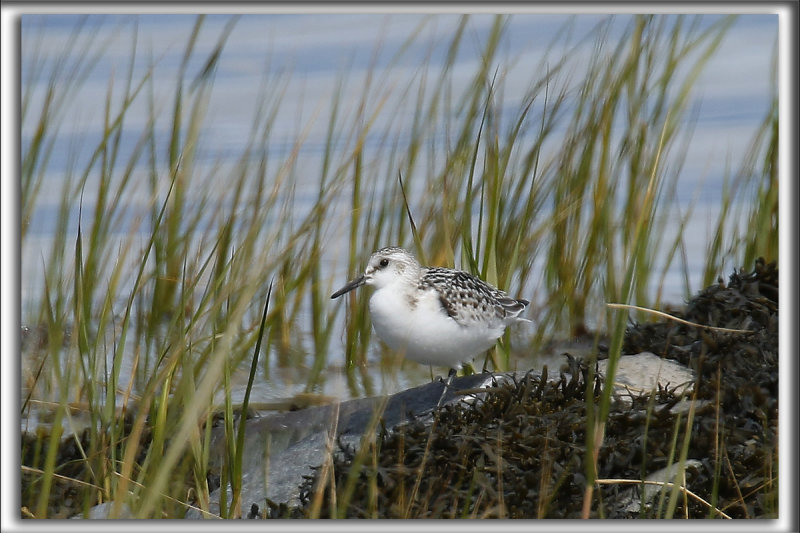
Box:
(702, 92), (778, 287)
(20, 13), (777, 518)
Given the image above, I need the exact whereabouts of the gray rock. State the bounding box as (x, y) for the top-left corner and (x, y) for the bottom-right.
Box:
(618, 459), (704, 514)
(186, 372), (495, 518)
(70, 501), (133, 519)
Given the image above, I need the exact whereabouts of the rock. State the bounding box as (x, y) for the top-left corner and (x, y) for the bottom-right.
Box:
(186, 372), (495, 518)
(618, 459), (704, 514)
(71, 502), (133, 519)
(598, 351), (695, 396)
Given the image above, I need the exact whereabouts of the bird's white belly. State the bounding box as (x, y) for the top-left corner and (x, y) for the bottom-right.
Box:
(368, 286), (502, 368)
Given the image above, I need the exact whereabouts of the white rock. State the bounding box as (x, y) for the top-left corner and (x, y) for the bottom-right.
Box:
(598, 352), (695, 396)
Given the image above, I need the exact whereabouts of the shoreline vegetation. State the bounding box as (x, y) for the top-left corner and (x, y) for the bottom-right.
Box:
(285, 261), (777, 519)
(20, 15), (778, 518)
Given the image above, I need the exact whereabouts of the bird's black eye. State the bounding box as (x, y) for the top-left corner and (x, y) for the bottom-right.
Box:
(379, 258), (389, 268)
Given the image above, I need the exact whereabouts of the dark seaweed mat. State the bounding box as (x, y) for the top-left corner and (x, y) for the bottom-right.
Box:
(20, 414), (149, 518)
(625, 258), (778, 408)
(272, 259), (777, 519)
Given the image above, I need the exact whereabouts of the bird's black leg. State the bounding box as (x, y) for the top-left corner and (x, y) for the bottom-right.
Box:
(436, 367), (458, 408)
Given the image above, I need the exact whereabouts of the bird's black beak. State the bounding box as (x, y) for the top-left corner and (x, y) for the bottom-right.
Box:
(331, 275), (366, 299)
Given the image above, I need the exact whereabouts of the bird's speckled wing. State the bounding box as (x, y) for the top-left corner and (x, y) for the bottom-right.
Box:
(420, 267), (528, 326)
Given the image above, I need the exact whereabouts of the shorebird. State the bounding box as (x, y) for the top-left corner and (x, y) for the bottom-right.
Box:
(331, 247), (529, 376)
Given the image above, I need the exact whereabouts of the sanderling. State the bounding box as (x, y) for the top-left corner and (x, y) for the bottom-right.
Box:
(331, 246), (530, 372)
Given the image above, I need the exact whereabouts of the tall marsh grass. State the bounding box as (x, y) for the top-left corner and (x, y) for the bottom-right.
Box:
(20, 14), (777, 518)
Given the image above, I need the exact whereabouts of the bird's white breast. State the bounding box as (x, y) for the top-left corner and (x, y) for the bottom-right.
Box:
(368, 283), (504, 368)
